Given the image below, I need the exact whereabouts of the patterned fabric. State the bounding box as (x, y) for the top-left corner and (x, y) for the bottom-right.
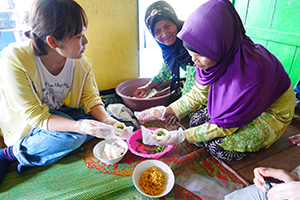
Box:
(219, 112), (276, 152)
(189, 109), (252, 161)
(204, 137), (255, 161)
(189, 108), (210, 127)
(172, 82), (295, 153)
(151, 62), (196, 96)
(0, 120), (249, 199)
(182, 64), (196, 96)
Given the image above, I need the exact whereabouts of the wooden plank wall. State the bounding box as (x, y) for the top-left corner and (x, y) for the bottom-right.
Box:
(233, 0), (300, 86)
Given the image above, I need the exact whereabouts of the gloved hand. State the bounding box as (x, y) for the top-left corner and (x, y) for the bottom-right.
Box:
(121, 126), (134, 140)
(141, 126), (185, 146)
(141, 126), (158, 146)
(75, 119), (120, 139)
(102, 116), (119, 125)
(157, 127), (186, 145)
(104, 117), (134, 140)
(134, 106), (166, 123)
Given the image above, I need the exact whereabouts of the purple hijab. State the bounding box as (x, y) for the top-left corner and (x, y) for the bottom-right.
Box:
(177, 0), (291, 128)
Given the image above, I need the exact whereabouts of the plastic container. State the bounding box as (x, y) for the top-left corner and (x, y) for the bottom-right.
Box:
(126, 128), (173, 159)
(116, 78), (170, 111)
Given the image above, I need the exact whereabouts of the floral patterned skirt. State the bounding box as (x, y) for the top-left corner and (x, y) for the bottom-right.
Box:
(190, 109), (254, 161)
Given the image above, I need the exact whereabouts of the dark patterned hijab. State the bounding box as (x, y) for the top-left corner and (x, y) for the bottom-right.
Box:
(144, 1), (193, 91)
(178, 0), (291, 128)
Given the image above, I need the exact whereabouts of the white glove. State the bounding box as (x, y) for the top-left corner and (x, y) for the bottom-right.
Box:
(157, 128), (186, 145)
(121, 126), (134, 140)
(141, 126), (158, 146)
(134, 106), (166, 123)
(104, 117), (134, 140)
(75, 119), (119, 139)
(102, 116), (119, 125)
(141, 126), (185, 146)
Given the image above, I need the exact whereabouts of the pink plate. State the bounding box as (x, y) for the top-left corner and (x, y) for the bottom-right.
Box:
(126, 128), (173, 159)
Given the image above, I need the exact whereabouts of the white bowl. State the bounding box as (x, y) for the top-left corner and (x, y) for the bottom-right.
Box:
(132, 160), (175, 198)
(93, 139), (128, 165)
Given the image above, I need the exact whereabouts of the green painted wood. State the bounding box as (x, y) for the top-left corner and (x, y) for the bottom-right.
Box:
(271, 0), (300, 34)
(234, 0), (300, 87)
(246, 0), (275, 29)
(232, 0), (248, 24)
(245, 27), (300, 47)
(289, 48), (300, 86)
(266, 41), (295, 74)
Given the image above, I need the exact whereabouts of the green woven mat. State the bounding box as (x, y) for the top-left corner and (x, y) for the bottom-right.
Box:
(0, 120), (249, 199)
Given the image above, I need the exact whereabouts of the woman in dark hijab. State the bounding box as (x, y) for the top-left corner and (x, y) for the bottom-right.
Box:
(135, 0), (295, 161)
(133, 1), (195, 99)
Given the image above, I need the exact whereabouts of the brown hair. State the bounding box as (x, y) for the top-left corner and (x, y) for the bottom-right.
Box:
(25, 0), (88, 56)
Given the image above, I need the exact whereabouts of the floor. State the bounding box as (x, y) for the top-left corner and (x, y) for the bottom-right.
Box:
(180, 114), (300, 184)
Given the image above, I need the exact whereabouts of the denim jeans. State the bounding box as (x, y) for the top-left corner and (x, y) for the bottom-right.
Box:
(13, 107), (94, 167)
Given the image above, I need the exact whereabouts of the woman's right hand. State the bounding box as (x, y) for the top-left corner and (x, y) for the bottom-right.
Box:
(133, 85), (150, 98)
(75, 119), (120, 139)
(133, 81), (161, 98)
(134, 105), (166, 123)
(253, 167), (300, 192)
(134, 106), (178, 125)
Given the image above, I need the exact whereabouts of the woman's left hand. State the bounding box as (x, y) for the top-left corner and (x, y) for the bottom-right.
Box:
(103, 117), (134, 140)
(103, 116), (119, 125)
(134, 106), (166, 122)
(157, 127), (186, 145)
(121, 126), (134, 140)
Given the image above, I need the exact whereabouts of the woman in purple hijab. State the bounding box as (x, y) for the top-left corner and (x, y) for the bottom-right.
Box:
(136, 0), (295, 161)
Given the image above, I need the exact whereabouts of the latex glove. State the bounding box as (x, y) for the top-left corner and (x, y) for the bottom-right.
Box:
(134, 106), (166, 123)
(141, 126), (185, 146)
(104, 117), (134, 140)
(102, 116), (119, 125)
(113, 123), (134, 140)
(141, 126), (158, 146)
(121, 126), (134, 140)
(157, 127), (186, 145)
(75, 119), (120, 139)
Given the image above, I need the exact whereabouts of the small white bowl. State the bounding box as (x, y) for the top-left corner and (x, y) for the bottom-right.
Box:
(132, 160), (175, 198)
(93, 139), (128, 165)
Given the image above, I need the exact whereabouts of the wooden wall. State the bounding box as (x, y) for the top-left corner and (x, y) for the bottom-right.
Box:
(233, 0), (300, 86)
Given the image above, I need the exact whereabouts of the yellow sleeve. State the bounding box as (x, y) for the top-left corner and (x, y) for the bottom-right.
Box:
(169, 82), (237, 143)
(185, 123), (238, 143)
(170, 82), (210, 119)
